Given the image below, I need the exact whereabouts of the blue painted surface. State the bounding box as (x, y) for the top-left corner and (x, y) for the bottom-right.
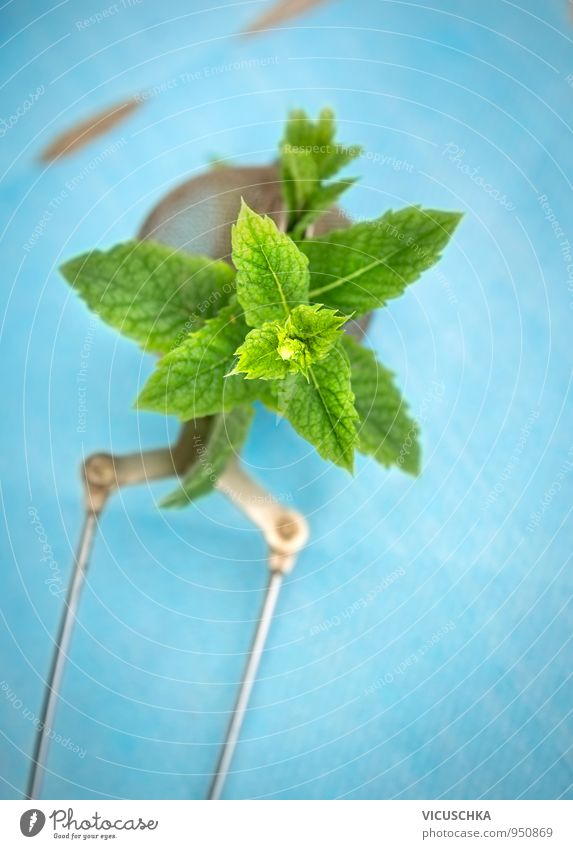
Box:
(1, 0), (572, 800)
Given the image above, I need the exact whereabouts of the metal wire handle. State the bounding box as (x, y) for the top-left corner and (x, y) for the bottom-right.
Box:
(26, 441), (308, 800)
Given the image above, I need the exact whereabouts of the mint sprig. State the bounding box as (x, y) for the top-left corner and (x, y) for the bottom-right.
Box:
(61, 107), (462, 505)
(233, 304), (347, 381)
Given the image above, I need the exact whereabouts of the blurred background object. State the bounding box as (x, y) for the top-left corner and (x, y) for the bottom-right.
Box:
(240, 0), (329, 37)
(39, 99), (141, 162)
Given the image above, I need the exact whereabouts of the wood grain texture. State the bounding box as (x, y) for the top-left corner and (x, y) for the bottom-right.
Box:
(39, 98), (140, 162)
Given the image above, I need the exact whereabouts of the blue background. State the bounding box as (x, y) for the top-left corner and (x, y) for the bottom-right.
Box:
(1, 0), (572, 800)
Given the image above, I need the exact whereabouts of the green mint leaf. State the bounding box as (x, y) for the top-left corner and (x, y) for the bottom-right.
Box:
(281, 146), (318, 213)
(301, 207), (462, 316)
(290, 178), (358, 240)
(344, 336), (420, 474)
(232, 323), (291, 380)
(161, 407), (254, 507)
(277, 344), (359, 471)
(232, 200), (310, 327)
(233, 304), (347, 380)
(281, 108), (361, 181)
(280, 108), (362, 233)
(283, 303), (347, 362)
(136, 301), (258, 418)
(60, 241), (235, 353)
